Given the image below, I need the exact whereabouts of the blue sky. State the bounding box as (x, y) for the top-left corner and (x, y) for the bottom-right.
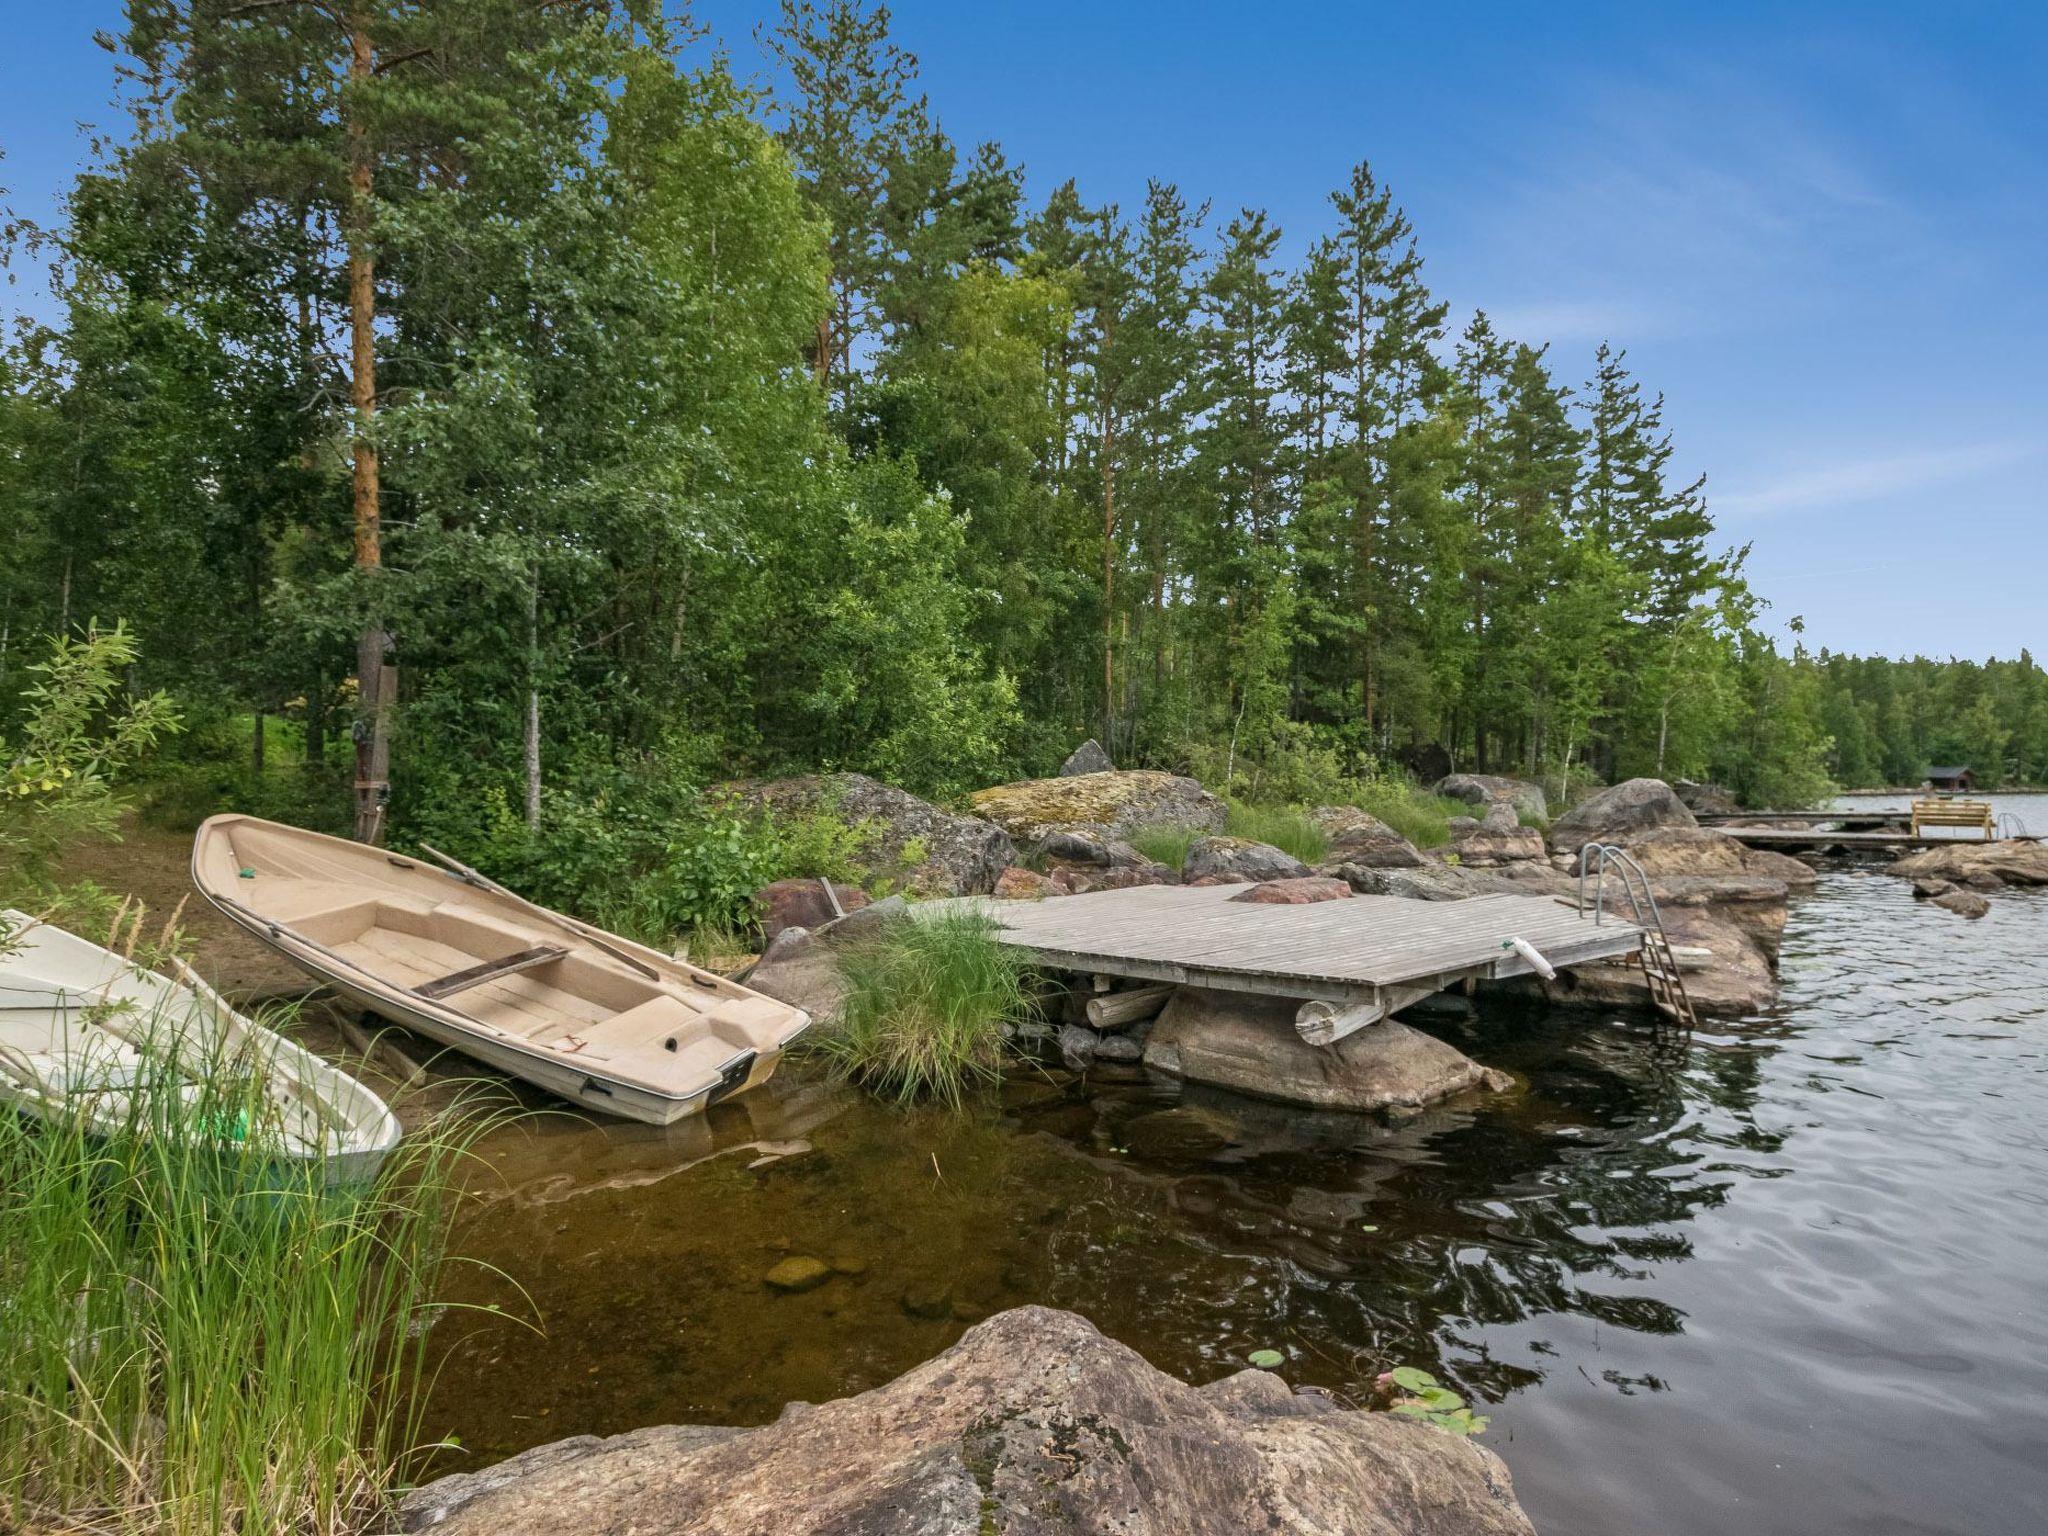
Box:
(4, 2), (2042, 658)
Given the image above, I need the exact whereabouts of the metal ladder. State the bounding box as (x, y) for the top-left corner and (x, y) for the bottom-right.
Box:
(1576, 843), (1699, 1028)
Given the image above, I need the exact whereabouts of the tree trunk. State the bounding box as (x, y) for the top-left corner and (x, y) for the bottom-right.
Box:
(1100, 409), (1117, 748)
(524, 563), (542, 832)
(252, 711), (265, 776)
(346, 12), (392, 845)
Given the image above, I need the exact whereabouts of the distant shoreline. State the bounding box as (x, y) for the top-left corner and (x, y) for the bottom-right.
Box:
(1835, 787), (2048, 797)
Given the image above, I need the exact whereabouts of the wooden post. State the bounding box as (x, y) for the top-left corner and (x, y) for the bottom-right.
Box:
(1294, 998), (1385, 1046)
(1085, 984), (1173, 1031)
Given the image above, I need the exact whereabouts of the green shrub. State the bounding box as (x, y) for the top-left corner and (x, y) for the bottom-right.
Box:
(0, 1002), (488, 1535)
(1, 623), (180, 897)
(1224, 801), (1329, 863)
(1128, 825), (1196, 872)
(812, 913), (1033, 1108)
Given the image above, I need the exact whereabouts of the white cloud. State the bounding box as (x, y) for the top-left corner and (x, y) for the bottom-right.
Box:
(1712, 439), (2038, 519)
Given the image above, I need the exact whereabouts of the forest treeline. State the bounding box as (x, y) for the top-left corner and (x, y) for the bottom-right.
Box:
(2, 0), (2043, 839)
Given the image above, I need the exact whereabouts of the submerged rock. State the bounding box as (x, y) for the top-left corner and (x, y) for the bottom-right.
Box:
(762, 1256), (833, 1294)
(1547, 777), (1698, 854)
(721, 772), (1014, 896)
(1144, 988), (1511, 1112)
(1932, 887), (1991, 919)
(1183, 835), (1309, 883)
(969, 769), (1227, 849)
(1120, 1104), (1241, 1160)
(899, 1282), (955, 1321)
(399, 1307), (1534, 1536)
(1058, 737), (1115, 776)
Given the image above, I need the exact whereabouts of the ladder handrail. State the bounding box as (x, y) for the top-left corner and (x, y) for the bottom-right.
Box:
(1576, 841), (1698, 1029)
(1575, 842), (1668, 933)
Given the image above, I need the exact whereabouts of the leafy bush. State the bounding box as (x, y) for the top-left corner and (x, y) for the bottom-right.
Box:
(1224, 800), (1329, 864)
(1, 623), (180, 902)
(812, 913), (1033, 1108)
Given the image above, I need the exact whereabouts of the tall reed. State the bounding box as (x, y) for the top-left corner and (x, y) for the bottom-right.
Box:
(0, 1004), (486, 1536)
(812, 913), (1032, 1109)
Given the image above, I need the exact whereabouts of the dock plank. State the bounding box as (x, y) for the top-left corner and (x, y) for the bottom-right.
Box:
(918, 885), (1643, 1003)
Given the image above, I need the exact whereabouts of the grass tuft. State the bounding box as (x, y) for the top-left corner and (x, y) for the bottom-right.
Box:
(1344, 782), (1470, 850)
(1126, 826), (1196, 872)
(811, 913), (1033, 1109)
(1223, 802), (1330, 864)
(0, 1003), (490, 1536)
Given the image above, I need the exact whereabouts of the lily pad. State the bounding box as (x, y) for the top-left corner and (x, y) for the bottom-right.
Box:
(1247, 1348), (1285, 1369)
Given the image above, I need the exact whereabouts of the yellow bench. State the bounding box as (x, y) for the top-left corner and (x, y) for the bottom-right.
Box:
(1910, 798), (1994, 838)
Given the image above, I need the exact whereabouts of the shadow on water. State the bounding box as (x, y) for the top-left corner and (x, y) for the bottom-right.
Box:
(416, 862), (2048, 1536)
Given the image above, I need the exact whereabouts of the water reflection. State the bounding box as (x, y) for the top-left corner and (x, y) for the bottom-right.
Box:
(420, 863), (2048, 1536)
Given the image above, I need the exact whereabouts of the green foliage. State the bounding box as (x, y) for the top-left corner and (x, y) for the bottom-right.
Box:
(0, 994), (490, 1533)
(1, 624), (180, 895)
(1345, 778), (1470, 850)
(1224, 801), (1329, 864)
(7, 0), (2039, 865)
(813, 913), (1032, 1108)
(1383, 1367), (1490, 1437)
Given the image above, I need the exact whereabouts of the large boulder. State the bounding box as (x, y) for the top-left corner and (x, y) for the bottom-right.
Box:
(1333, 862), (1474, 901)
(1546, 777), (1697, 854)
(969, 769), (1226, 850)
(720, 773), (1014, 896)
(1576, 826), (1817, 887)
(400, 1306), (1534, 1536)
(739, 928), (847, 1025)
(1890, 841), (2048, 888)
(1184, 835), (1309, 884)
(1445, 820), (1546, 865)
(992, 865), (1057, 900)
(1496, 901), (1777, 1018)
(1310, 807), (1427, 868)
(1435, 773), (1548, 823)
(1673, 779), (1740, 816)
(1228, 876), (1352, 904)
(1058, 738), (1114, 776)
(752, 879), (870, 942)
(1144, 988), (1511, 1112)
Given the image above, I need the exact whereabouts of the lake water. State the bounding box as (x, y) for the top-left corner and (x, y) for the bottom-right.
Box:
(419, 797), (2048, 1535)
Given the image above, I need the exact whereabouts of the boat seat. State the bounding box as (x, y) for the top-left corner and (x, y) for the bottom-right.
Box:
(572, 995), (704, 1056)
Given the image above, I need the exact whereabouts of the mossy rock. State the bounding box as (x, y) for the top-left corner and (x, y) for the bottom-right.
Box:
(968, 771), (1225, 847)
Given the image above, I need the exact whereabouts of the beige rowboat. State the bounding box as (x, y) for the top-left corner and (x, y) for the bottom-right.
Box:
(191, 814), (809, 1125)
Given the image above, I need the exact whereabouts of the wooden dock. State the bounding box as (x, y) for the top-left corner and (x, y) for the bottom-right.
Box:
(921, 883), (1643, 1022)
(1696, 809), (1906, 827)
(1717, 827), (2033, 850)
